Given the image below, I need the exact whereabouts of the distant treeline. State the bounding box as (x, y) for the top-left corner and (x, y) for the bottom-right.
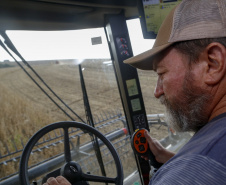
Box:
(0, 63), (14, 68)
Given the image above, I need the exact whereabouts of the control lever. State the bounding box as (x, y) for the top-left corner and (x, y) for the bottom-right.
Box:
(131, 129), (163, 169)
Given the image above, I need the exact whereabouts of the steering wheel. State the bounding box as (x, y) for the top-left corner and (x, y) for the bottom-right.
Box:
(19, 121), (124, 185)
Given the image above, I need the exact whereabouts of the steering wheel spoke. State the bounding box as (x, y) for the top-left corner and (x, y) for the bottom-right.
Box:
(64, 127), (72, 162)
(81, 173), (117, 183)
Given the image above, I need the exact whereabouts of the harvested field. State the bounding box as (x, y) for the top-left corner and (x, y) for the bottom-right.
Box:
(0, 59), (167, 182)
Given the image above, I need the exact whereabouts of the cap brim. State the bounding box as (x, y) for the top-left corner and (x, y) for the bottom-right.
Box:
(124, 42), (173, 70)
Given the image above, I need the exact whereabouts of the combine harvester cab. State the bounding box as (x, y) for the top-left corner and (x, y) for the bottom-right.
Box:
(0, 1), (192, 185)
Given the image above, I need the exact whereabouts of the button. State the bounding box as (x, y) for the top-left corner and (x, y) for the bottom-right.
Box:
(135, 140), (139, 144)
(140, 137), (146, 143)
(139, 145), (145, 152)
(137, 133), (142, 138)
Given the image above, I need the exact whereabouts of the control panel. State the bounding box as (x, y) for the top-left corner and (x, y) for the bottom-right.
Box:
(105, 13), (154, 185)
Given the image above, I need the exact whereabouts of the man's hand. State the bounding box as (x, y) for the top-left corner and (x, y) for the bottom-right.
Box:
(143, 130), (175, 164)
(43, 176), (71, 185)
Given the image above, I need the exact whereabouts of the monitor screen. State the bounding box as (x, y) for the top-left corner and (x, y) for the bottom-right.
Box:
(138, 0), (182, 39)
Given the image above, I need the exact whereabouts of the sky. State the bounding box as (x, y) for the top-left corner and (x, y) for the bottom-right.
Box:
(0, 18), (155, 62)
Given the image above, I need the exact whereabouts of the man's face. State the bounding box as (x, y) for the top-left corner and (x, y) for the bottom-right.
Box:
(154, 48), (212, 132)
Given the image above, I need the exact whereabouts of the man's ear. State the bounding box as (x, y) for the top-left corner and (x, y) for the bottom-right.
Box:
(202, 42), (226, 85)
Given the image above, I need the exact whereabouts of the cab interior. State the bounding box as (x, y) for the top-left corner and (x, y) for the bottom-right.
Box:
(0, 1), (191, 185)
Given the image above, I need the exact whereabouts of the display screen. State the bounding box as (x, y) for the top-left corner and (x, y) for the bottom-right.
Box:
(131, 98), (142, 112)
(138, 0), (182, 39)
(126, 79), (139, 97)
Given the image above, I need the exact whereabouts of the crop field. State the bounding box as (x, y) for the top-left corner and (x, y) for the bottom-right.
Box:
(0, 59), (167, 183)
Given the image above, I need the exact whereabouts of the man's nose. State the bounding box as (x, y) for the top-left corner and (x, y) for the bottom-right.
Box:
(154, 79), (164, 98)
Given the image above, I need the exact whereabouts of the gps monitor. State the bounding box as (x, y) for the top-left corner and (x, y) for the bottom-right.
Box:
(138, 0), (182, 39)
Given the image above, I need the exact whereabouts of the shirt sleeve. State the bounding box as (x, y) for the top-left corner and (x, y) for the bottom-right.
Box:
(149, 154), (226, 185)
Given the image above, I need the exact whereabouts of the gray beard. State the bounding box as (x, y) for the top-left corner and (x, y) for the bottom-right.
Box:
(159, 74), (212, 132)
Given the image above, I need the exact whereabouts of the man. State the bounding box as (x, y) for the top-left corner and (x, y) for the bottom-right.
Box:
(44, 0), (226, 184)
(126, 0), (226, 184)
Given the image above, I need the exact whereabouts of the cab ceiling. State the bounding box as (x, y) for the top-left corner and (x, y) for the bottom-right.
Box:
(0, 0), (138, 31)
